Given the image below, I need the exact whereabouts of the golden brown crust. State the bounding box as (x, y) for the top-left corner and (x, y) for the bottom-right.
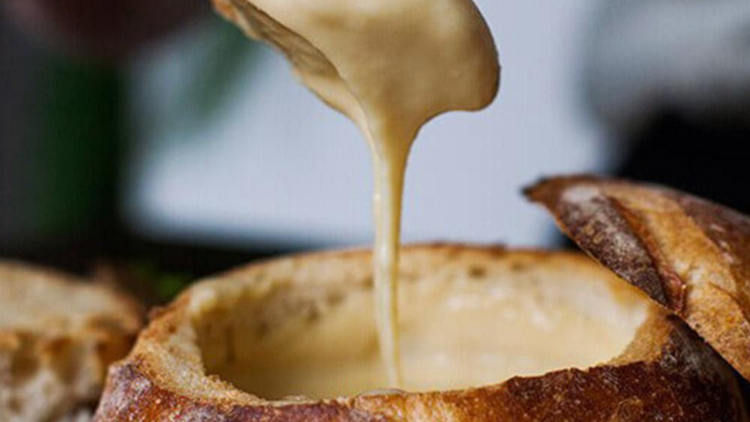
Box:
(526, 175), (750, 381)
(93, 245), (747, 422)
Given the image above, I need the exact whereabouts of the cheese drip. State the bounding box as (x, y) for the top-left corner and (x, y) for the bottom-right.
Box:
(216, 0), (500, 386)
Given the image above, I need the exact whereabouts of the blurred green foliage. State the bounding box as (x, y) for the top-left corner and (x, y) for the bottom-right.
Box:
(32, 56), (121, 237)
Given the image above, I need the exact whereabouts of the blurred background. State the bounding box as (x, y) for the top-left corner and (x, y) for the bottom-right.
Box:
(1, 0), (749, 289)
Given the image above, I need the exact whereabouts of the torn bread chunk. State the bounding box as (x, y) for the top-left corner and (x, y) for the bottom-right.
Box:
(0, 261), (142, 422)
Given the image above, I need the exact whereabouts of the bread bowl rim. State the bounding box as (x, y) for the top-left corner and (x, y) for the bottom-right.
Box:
(94, 244), (748, 421)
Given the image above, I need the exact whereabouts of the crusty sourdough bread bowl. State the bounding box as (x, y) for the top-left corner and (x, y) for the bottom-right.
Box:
(93, 243), (747, 422)
(0, 261), (142, 422)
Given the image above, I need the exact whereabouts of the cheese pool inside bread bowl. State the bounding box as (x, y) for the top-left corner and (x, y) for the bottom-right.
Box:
(190, 247), (646, 399)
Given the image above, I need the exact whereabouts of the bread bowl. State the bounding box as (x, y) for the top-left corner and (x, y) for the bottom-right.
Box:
(93, 243), (748, 421)
(0, 261), (142, 422)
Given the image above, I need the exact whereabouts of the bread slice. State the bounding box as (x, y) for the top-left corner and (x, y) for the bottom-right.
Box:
(0, 261), (142, 422)
(527, 175), (750, 381)
(93, 245), (747, 421)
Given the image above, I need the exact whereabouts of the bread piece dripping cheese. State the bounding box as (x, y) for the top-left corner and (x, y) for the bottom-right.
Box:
(214, 0), (500, 386)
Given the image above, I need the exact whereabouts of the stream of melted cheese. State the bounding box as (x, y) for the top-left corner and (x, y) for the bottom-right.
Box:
(221, 0), (499, 386)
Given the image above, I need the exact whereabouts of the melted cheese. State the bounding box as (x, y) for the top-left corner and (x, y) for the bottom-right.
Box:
(198, 269), (647, 400)
(221, 0), (499, 386)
